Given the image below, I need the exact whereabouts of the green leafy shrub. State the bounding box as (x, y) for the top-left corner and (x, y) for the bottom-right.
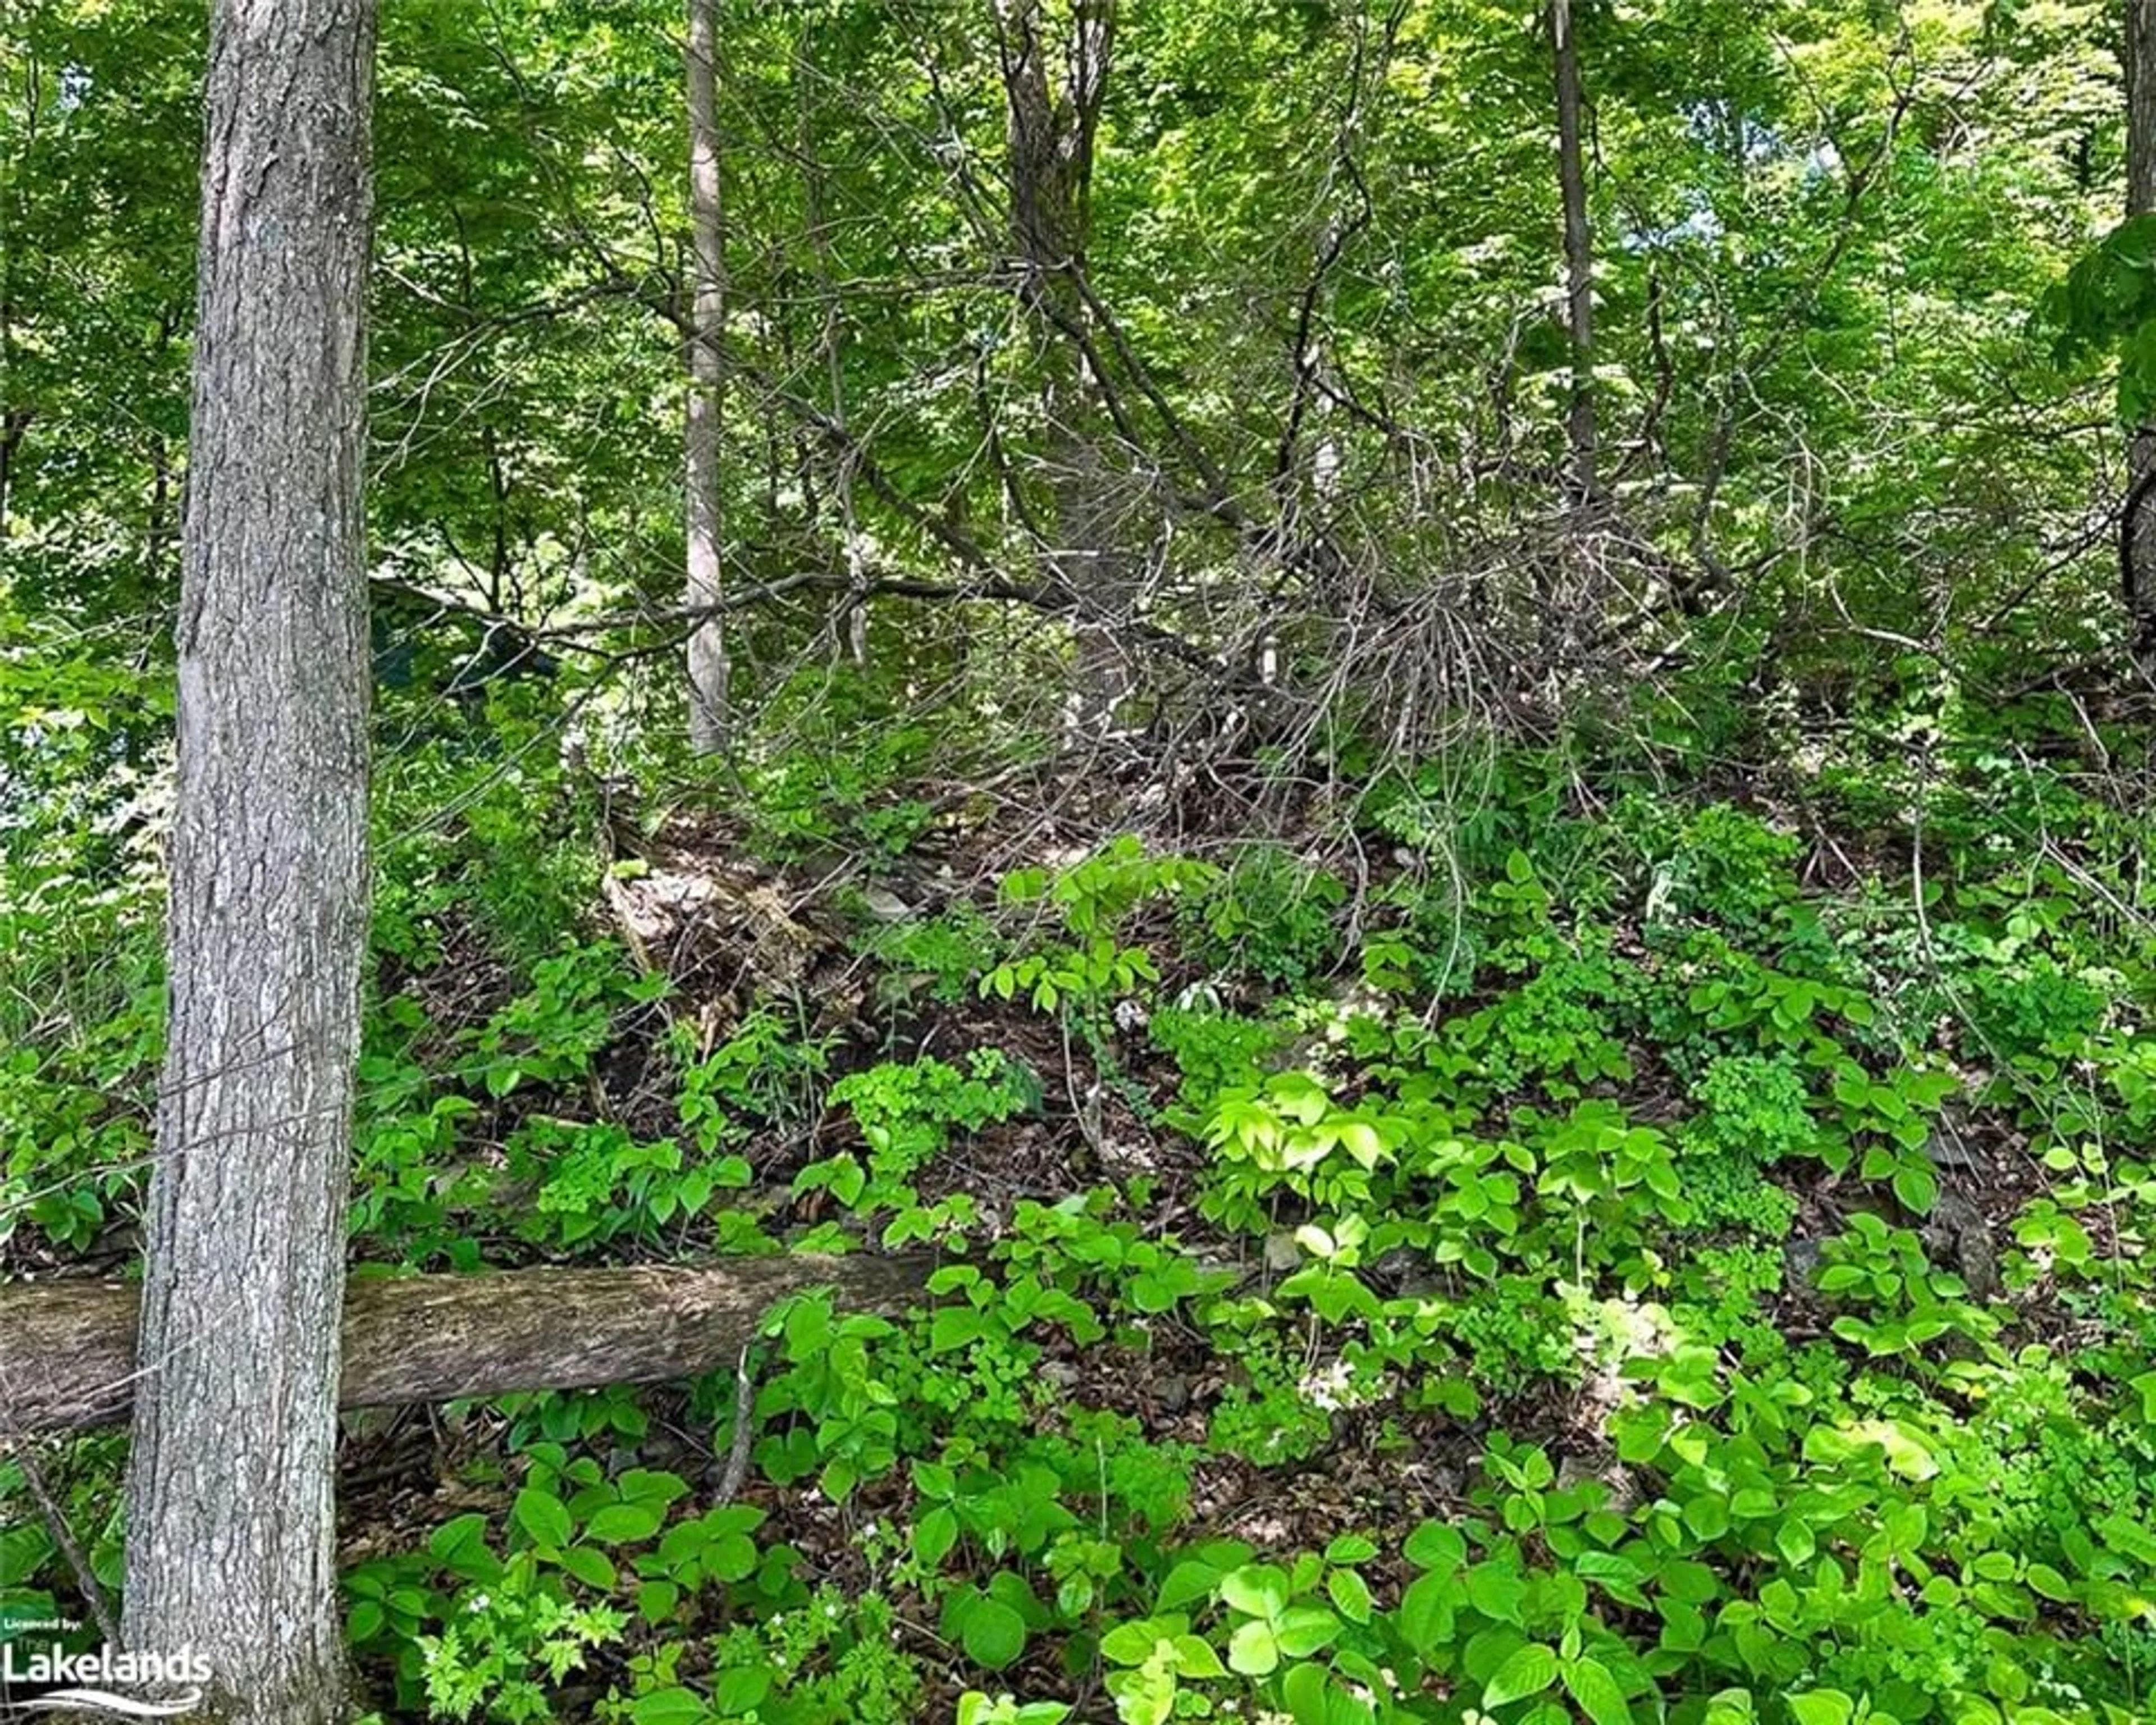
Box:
(736, 665), (945, 868)
(861, 902), (1003, 1005)
(600, 1586), (923, 1724)
(985, 838), (1217, 1024)
(793, 1049), (1039, 1225)
(1639, 801), (1805, 939)
(300, 766), (2156, 1725)
(1180, 845), (1347, 985)
(1685, 1052), (1819, 1162)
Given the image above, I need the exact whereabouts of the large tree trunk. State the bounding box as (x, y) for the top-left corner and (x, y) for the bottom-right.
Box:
(122, 4), (377, 1722)
(686, 0), (730, 754)
(1, 1256), (929, 1438)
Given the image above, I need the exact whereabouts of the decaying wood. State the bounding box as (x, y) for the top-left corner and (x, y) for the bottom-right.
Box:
(0, 1253), (928, 1437)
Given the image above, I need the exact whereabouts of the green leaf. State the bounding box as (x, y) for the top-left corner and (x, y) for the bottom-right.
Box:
(1219, 1563), (1290, 1621)
(915, 1505), (960, 1568)
(2026, 1562), (2074, 1603)
(1327, 1567), (1373, 1623)
(1656, 1559), (1720, 1604)
(931, 1306), (987, 1353)
(1563, 1657), (1634, 1725)
(1274, 1604), (1341, 1656)
(1396, 1572), (1456, 1654)
(1787, 1692), (1854, 1725)
(1157, 1559), (1223, 1611)
(619, 1469), (691, 1510)
(629, 1687), (707, 1725)
(428, 1512), (491, 1563)
(783, 1297), (833, 1356)
(1282, 1662), (1330, 1725)
(1171, 1635), (1227, 1678)
(1482, 1644), (1559, 1709)
(513, 1487), (573, 1551)
(1682, 1494), (1730, 1541)
(428, 1512), (501, 1582)
(554, 1544), (618, 1591)
(959, 1596), (1028, 1670)
(2100, 1511), (2156, 1566)
(1467, 1562), (1527, 1623)
(712, 1668), (773, 1715)
(1099, 1622), (1165, 1665)
(585, 1502), (664, 1545)
(1404, 1519), (1467, 1575)
(1336, 1120), (1384, 1167)
(1892, 1161), (1938, 1215)
(705, 1533), (758, 1583)
(1227, 1619), (1280, 1676)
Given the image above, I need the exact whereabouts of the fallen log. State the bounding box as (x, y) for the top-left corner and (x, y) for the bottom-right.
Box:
(0, 1253), (930, 1436)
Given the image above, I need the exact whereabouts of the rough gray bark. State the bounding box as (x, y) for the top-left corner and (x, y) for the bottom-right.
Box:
(997, 0), (1124, 734)
(2130, 0), (2156, 218)
(121, 3), (377, 1722)
(1552, 0), (1596, 508)
(0, 1256), (930, 1437)
(686, 0), (730, 753)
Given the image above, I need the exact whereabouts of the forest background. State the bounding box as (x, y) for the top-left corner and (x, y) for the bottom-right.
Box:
(10, 4), (2156, 1725)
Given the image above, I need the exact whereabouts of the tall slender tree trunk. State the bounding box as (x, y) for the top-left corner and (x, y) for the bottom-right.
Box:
(2125, 0), (2156, 644)
(0, 26), (34, 542)
(1552, 0), (1596, 510)
(122, 4), (376, 1722)
(686, 0), (729, 754)
(997, 0), (1121, 735)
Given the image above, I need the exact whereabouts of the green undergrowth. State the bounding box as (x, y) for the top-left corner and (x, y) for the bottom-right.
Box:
(7, 702), (2156, 1725)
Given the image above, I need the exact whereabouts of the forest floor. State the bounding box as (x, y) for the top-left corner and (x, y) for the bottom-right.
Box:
(12, 733), (2150, 1725)
(312, 754), (2126, 1723)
